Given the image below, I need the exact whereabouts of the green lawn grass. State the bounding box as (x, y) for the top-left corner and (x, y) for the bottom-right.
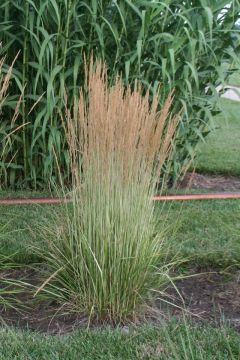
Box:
(228, 72), (240, 87)
(194, 99), (240, 176)
(220, 62), (240, 87)
(0, 322), (239, 360)
(0, 191), (51, 264)
(162, 199), (240, 268)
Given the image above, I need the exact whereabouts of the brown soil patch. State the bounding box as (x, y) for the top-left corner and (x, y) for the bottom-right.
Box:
(0, 267), (239, 334)
(0, 268), (86, 335)
(162, 269), (240, 332)
(179, 172), (240, 191)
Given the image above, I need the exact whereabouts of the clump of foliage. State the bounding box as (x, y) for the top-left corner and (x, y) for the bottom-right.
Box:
(35, 59), (179, 324)
(0, 0), (240, 188)
(0, 54), (22, 186)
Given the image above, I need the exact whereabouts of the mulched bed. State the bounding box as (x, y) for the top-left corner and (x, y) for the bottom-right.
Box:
(0, 267), (239, 334)
(179, 172), (240, 191)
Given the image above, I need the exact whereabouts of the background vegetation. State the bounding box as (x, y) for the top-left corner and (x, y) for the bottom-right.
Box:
(0, 0), (239, 188)
(195, 99), (240, 176)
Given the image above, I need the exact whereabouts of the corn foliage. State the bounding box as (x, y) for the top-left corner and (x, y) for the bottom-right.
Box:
(0, 55), (21, 185)
(36, 60), (179, 323)
(0, 0), (240, 187)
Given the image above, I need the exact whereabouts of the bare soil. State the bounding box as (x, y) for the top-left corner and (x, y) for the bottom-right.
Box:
(179, 172), (240, 191)
(0, 268), (86, 335)
(0, 267), (239, 334)
(161, 268), (240, 332)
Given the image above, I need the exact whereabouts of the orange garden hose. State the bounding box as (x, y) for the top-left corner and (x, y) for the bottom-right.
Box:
(0, 198), (71, 205)
(152, 193), (240, 201)
(1, 193), (240, 205)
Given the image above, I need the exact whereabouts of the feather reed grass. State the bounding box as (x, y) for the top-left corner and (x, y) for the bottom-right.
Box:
(36, 59), (180, 324)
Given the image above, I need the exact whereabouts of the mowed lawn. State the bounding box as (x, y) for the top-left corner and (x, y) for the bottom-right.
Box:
(0, 323), (239, 360)
(0, 98), (240, 359)
(195, 99), (240, 176)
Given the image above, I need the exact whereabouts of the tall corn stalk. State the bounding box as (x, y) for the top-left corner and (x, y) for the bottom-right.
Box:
(35, 59), (179, 323)
(0, 0), (239, 188)
(0, 56), (18, 184)
(22, 0), (30, 178)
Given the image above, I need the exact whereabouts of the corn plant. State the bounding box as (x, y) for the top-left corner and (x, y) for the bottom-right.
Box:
(0, 54), (23, 186)
(0, 0), (240, 188)
(35, 59), (179, 324)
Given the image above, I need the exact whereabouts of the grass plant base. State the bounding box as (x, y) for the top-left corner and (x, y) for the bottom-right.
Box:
(0, 266), (239, 335)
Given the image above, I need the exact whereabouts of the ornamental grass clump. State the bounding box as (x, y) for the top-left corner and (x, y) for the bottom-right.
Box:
(37, 60), (179, 324)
